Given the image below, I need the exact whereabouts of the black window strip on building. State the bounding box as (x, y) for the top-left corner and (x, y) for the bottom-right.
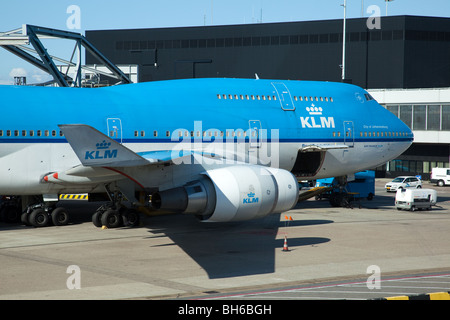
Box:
(111, 28), (450, 51)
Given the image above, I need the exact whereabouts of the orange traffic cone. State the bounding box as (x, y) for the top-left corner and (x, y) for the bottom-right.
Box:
(282, 236), (290, 252)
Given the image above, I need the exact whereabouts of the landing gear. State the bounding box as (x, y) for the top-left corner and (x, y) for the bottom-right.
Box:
(92, 205), (140, 228)
(21, 203), (70, 228)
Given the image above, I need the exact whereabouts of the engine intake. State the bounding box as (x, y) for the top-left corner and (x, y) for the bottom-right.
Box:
(152, 165), (299, 222)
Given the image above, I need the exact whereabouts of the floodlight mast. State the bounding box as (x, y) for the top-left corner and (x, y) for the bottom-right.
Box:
(341, 0), (347, 82)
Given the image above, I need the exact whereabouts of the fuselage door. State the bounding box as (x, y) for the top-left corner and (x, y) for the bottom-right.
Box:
(249, 120), (261, 148)
(107, 118), (122, 144)
(343, 121), (354, 147)
(271, 82), (295, 111)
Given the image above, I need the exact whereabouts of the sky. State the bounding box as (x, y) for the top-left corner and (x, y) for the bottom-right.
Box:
(1, 0), (450, 84)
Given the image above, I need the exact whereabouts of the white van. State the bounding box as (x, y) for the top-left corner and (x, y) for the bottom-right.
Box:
(395, 188), (437, 211)
(430, 168), (450, 187)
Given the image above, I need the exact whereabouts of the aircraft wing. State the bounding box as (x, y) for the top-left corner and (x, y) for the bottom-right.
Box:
(59, 124), (205, 167)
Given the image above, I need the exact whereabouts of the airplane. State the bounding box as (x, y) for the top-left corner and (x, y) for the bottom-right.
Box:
(0, 78), (413, 227)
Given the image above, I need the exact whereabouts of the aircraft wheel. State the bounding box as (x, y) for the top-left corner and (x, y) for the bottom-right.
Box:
(122, 208), (140, 227)
(51, 207), (70, 226)
(0, 204), (21, 223)
(21, 211), (31, 226)
(92, 210), (103, 227)
(101, 209), (122, 228)
(29, 208), (49, 227)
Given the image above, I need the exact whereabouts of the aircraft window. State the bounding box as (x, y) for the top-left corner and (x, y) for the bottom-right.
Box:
(166, 131), (170, 137)
(0, 130), (3, 136)
(330, 97), (334, 102)
(262, 95), (266, 100)
(364, 132), (367, 137)
(37, 130), (41, 137)
(320, 97), (324, 102)
(14, 130), (19, 137)
(364, 93), (374, 101)
(52, 130), (56, 137)
(305, 97), (308, 101)
(251, 95), (255, 100)
(234, 95), (238, 100)
(185, 131), (189, 137)
(223, 94), (227, 100)
(310, 97), (313, 101)
(240, 95), (244, 100)
(229, 94), (233, 100)
(273, 96), (277, 101)
(59, 131), (64, 137)
(325, 97), (328, 102)
(134, 131), (138, 137)
(333, 132), (336, 137)
(217, 94), (221, 99)
(257, 95), (261, 100)
(246, 95), (249, 100)
(360, 132), (363, 137)
(209, 131), (212, 137)
(268, 96), (272, 100)
(214, 131), (218, 137)
(22, 130), (27, 137)
(143, 131), (147, 137)
(6, 130), (11, 137)
(29, 130), (34, 137)
(315, 97), (318, 101)
(294, 96), (298, 101)
(220, 131), (224, 137)
(337, 132), (341, 137)
(45, 130), (49, 137)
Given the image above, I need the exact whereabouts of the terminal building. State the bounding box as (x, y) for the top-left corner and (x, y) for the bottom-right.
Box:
(85, 15), (450, 179)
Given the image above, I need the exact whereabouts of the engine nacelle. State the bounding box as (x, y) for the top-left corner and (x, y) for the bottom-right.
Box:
(152, 165), (299, 222)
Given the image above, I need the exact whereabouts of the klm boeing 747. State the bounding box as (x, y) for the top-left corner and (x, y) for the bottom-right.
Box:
(0, 78), (413, 227)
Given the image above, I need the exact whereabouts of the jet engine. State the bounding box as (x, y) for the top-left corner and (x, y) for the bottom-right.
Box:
(151, 165), (299, 222)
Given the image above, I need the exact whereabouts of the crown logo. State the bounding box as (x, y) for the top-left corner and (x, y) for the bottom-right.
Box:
(96, 140), (111, 150)
(306, 103), (323, 115)
(247, 192), (255, 198)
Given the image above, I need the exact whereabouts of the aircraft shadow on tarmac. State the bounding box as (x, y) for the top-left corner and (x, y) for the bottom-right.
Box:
(145, 213), (331, 279)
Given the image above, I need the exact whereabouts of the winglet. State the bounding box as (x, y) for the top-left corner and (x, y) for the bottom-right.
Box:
(59, 124), (149, 167)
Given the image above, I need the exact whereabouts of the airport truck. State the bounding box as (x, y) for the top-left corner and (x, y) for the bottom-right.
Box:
(430, 168), (450, 187)
(315, 170), (375, 207)
(395, 188), (437, 211)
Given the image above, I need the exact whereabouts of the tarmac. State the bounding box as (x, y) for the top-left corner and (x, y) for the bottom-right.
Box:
(0, 179), (449, 300)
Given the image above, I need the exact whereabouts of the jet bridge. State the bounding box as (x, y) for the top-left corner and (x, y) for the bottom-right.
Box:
(0, 24), (132, 87)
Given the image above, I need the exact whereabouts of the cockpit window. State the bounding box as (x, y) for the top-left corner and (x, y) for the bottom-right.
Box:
(364, 93), (375, 101)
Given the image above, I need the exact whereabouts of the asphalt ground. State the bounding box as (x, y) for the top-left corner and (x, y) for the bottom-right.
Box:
(0, 178), (449, 302)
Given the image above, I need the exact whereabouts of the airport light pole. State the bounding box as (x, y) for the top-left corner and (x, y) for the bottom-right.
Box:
(341, 0), (347, 82)
(385, 0), (394, 16)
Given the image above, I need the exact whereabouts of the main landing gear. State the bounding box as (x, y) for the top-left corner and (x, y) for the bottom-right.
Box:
(20, 201), (70, 228)
(92, 204), (140, 229)
(91, 186), (141, 229)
